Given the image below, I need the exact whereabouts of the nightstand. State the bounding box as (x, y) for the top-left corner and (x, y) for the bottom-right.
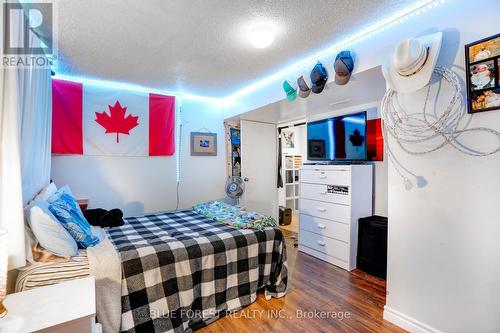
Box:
(0, 276), (100, 333)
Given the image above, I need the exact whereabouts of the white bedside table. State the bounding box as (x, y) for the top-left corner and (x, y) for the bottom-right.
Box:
(0, 276), (100, 333)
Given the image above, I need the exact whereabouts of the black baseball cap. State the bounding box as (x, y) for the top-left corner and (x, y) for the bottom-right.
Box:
(310, 62), (328, 93)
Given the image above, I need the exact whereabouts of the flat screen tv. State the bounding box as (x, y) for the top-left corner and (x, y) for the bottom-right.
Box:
(307, 111), (367, 161)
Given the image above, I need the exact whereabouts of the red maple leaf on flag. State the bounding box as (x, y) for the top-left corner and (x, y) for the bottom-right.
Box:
(95, 101), (139, 143)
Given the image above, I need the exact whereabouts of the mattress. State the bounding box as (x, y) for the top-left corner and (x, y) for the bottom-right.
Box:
(106, 209), (288, 333)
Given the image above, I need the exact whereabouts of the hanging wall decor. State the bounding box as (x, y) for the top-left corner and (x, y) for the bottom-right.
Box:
(465, 33), (500, 113)
(381, 32), (500, 190)
(52, 79), (176, 156)
(191, 132), (217, 156)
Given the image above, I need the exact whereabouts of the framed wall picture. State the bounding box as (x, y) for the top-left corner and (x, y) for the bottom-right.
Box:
(282, 130), (295, 148)
(465, 33), (500, 113)
(190, 132), (217, 156)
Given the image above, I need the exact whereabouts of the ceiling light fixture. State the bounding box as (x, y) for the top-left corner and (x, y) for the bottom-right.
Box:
(249, 26), (274, 49)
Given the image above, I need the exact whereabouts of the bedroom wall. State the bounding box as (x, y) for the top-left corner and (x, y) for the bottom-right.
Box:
(51, 99), (227, 217)
(221, 1), (500, 331)
(381, 2), (500, 332)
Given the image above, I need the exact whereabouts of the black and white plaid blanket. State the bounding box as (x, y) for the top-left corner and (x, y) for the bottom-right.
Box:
(106, 209), (288, 333)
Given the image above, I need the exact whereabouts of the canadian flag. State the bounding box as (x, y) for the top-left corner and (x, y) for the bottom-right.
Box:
(52, 79), (175, 156)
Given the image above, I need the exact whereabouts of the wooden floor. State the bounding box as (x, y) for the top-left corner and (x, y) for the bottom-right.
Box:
(199, 230), (406, 333)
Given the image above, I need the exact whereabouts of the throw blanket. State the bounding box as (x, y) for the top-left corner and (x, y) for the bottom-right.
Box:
(106, 210), (287, 333)
(87, 227), (122, 333)
(193, 201), (276, 229)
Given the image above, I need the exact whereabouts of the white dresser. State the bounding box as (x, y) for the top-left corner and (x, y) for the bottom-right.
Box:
(299, 164), (373, 271)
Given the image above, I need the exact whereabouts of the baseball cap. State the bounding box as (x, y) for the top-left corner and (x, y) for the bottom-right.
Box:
(297, 74), (311, 98)
(334, 51), (354, 85)
(283, 79), (297, 101)
(310, 62), (328, 93)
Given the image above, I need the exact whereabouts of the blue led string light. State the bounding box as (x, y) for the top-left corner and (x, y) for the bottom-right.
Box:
(53, 0), (445, 104)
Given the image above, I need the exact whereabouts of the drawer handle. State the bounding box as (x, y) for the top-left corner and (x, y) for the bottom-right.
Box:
(317, 207), (326, 212)
(317, 240), (326, 246)
(319, 191), (327, 195)
(319, 175), (327, 179)
(317, 223), (326, 229)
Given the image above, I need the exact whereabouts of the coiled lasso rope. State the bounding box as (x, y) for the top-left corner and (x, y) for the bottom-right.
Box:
(381, 66), (500, 189)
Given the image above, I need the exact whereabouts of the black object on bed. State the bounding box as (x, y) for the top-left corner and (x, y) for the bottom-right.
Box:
(84, 208), (124, 228)
(105, 209), (288, 333)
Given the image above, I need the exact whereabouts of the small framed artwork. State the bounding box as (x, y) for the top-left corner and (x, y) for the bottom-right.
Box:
(191, 132), (217, 156)
(282, 130), (295, 148)
(465, 33), (500, 113)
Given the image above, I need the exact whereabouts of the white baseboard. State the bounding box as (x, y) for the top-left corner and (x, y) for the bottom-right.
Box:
(383, 306), (442, 333)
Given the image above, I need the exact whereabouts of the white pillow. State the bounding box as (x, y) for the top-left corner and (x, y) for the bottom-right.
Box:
(34, 182), (58, 201)
(25, 200), (78, 257)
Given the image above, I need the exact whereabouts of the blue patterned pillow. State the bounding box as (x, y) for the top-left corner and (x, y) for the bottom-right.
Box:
(48, 189), (100, 248)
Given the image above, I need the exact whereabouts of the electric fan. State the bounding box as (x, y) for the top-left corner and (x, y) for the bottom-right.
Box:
(225, 176), (245, 205)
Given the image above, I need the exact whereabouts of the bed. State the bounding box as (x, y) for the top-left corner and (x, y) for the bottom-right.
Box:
(17, 208), (288, 333)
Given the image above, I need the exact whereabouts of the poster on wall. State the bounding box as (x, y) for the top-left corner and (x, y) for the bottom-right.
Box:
(282, 130), (295, 148)
(230, 128), (241, 176)
(465, 33), (500, 113)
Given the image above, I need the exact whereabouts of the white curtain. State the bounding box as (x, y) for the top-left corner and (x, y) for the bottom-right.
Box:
(19, 67), (52, 204)
(0, 4), (52, 269)
(0, 68), (26, 270)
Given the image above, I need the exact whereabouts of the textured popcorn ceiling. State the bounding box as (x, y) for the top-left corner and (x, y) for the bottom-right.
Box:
(53, 0), (416, 97)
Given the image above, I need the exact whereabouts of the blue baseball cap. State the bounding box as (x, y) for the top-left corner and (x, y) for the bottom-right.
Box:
(310, 62), (328, 93)
(334, 51), (354, 85)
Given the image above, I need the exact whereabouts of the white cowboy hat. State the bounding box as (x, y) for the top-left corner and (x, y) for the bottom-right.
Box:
(382, 32), (442, 93)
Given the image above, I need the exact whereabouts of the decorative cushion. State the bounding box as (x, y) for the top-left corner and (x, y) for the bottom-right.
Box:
(25, 200), (78, 257)
(48, 186), (100, 248)
(34, 182), (58, 201)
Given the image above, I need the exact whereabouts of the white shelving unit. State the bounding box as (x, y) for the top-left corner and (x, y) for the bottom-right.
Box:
(283, 154), (302, 211)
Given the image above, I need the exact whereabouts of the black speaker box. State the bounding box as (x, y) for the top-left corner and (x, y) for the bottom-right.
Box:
(279, 206), (292, 226)
(357, 215), (388, 279)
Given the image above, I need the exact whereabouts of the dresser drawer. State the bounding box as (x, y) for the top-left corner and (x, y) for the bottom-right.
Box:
(300, 214), (350, 242)
(301, 183), (351, 205)
(300, 169), (351, 186)
(300, 198), (350, 224)
(299, 229), (349, 262)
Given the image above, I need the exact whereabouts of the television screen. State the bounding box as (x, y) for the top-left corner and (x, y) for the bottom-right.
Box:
(307, 112), (367, 161)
